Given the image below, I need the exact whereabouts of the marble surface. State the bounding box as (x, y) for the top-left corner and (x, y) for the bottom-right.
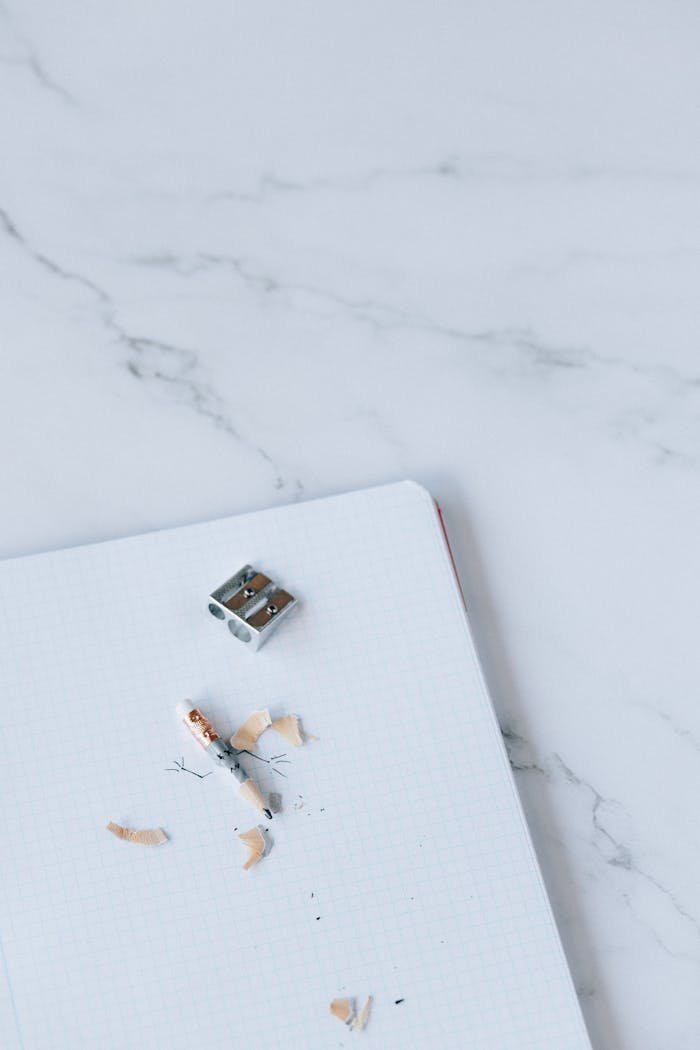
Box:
(1, 2), (699, 1046)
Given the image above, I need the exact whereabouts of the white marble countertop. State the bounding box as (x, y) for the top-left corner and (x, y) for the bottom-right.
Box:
(1, 3), (698, 1046)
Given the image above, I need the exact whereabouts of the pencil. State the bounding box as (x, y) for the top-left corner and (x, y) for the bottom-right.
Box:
(176, 702), (272, 819)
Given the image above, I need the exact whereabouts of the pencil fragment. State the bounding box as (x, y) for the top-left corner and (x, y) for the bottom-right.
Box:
(231, 709), (271, 750)
(238, 826), (268, 870)
(239, 777), (270, 816)
(270, 714), (304, 747)
(351, 996), (373, 1031)
(106, 822), (168, 846)
(330, 998), (356, 1026)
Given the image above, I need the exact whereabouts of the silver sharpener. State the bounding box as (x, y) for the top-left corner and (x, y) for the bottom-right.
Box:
(207, 565), (297, 650)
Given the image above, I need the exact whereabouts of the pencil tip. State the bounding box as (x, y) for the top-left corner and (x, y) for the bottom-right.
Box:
(264, 809), (273, 820)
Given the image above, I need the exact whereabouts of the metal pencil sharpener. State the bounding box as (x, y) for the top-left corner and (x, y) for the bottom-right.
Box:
(207, 565), (297, 650)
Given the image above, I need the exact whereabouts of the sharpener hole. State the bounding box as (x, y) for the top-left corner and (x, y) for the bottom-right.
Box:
(228, 619), (251, 643)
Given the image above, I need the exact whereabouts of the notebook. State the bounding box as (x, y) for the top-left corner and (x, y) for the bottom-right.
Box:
(0, 481), (591, 1049)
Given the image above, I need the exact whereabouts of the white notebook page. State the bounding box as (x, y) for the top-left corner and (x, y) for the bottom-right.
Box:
(0, 481), (590, 1049)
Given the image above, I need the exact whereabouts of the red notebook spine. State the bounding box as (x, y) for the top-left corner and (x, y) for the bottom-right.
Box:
(435, 501), (467, 607)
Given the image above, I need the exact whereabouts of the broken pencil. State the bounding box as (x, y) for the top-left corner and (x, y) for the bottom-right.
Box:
(176, 703), (272, 819)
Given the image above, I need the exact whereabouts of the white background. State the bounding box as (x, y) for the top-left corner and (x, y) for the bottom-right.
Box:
(1, 2), (699, 1047)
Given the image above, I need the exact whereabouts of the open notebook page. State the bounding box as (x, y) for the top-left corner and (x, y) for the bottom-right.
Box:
(0, 481), (590, 1049)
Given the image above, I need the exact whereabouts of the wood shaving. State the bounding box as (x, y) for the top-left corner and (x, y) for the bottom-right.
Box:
(330, 998), (355, 1026)
(351, 995), (373, 1031)
(106, 822), (168, 846)
(231, 708), (313, 751)
(238, 826), (267, 870)
(230, 709), (271, 750)
(270, 714), (304, 747)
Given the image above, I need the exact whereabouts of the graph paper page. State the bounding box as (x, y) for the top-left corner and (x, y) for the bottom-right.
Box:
(0, 481), (590, 1049)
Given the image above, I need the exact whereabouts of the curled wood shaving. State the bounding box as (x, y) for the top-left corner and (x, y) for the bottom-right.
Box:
(270, 714), (304, 747)
(351, 995), (373, 1031)
(330, 998), (355, 1025)
(231, 709), (313, 751)
(238, 826), (267, 870)
(106, 822), (167, 846)
(230, 709), (271, 750)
